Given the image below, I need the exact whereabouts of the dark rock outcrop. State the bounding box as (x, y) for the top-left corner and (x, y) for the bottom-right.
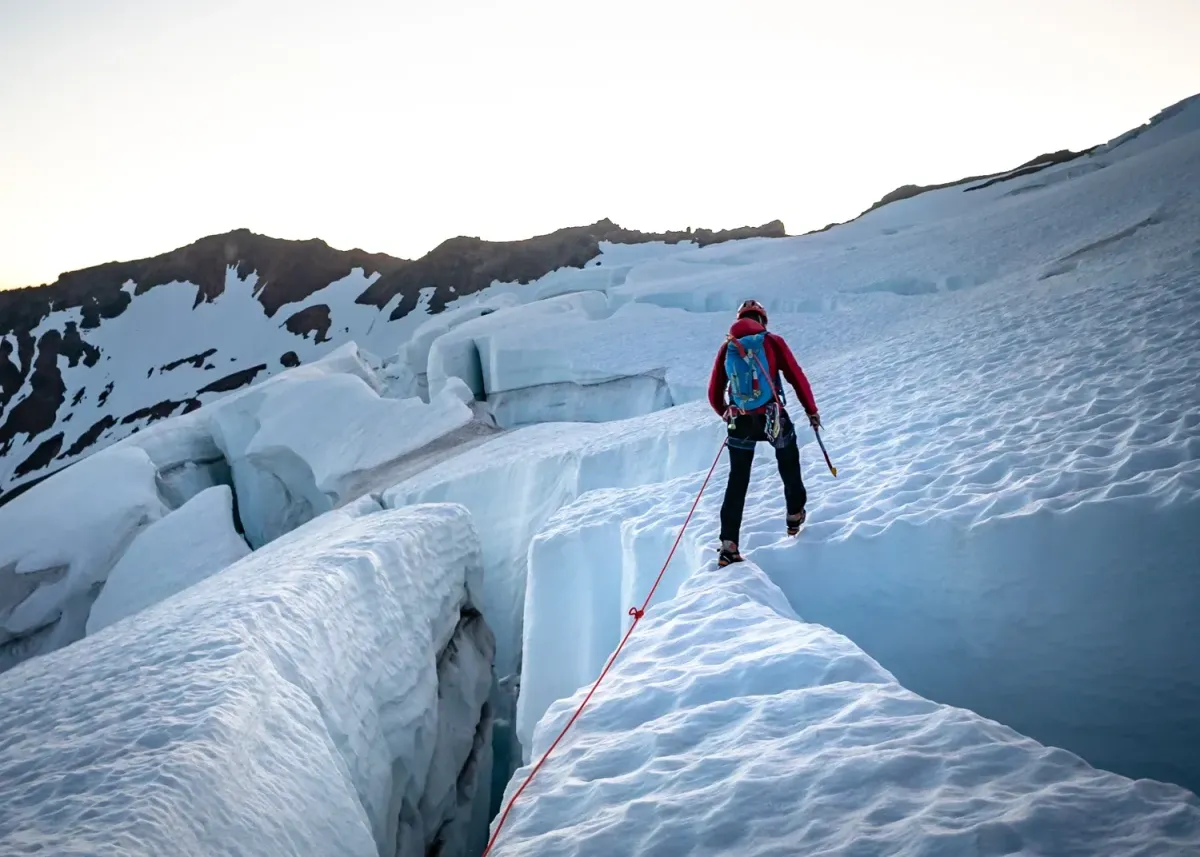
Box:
(120, 399), (187, 426)
(161, 348), (218, 373)
(283, 305), (332, 343)
(61, 415), (117, 460)
(357, 218), (788, 320)
(198, 364), (267, 395)
(14, 433), (63, 479)
(0, 229), (408, 342)
(0, 218), (787, 500)
(807, 147), (1098, 235)
(0, 331), (67, 456)
(59, 322), (101, 368)
(0, 340), (22, 409)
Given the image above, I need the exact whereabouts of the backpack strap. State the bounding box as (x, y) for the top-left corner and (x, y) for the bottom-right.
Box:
(761, 333), (787, 406)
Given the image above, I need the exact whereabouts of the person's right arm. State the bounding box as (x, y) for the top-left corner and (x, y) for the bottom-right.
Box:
(772, 335), (820, 425)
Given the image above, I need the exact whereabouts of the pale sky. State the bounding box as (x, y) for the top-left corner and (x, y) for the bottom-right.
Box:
(1, 0), (1197, 290)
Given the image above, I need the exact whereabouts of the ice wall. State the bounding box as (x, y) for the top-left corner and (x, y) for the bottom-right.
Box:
(384, 401), (725, 682)
(0, 503), (495, 857)
(493, 561), (1200, 857)
(0, 446), (168, 671)
(0, 343), (480, 673)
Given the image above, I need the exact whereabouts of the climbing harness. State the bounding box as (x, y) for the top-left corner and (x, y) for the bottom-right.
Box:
(481, 438), (729, 856)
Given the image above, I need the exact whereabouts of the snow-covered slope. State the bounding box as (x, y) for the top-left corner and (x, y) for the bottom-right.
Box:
(495, 562), (1200, 856)
(0, 343), (479, 672)
(504, 92), (1200, 801)
(0, 502), (495, 857)
(0, 221), (783, 504)
(0, 92), (1197, 857)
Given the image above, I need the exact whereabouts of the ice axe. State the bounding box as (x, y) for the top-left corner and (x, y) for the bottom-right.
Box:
(813, 427), (838, 477)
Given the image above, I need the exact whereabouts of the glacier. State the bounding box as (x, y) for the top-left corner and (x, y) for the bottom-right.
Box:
(494, 561), (1200, 856)
(0, 92), (1197, 857)
(0, 502), (495, 857)
(0, 342), (481, 672)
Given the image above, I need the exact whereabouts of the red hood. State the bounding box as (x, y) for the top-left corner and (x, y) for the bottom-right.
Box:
(729, 318), (766, 338)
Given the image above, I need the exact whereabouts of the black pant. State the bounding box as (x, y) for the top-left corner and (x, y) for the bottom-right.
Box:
(719, 409), (807, 545)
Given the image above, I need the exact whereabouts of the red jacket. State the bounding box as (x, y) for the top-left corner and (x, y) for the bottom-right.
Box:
(708, 318), (818, 417)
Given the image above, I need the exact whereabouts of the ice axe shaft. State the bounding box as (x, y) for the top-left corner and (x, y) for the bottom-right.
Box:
(814, 427), (838, 477)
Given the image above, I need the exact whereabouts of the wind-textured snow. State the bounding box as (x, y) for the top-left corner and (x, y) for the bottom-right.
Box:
(510, 92), (1200, 795)
(2, 91), (1199, 857)
(85, 484), (250, 635)
(492, 563), (1200, 856)
(0, 502), (495, 857)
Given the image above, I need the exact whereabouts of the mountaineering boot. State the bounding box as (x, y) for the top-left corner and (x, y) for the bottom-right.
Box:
(718, 540), (743, 567)
(787, 509), (807, 536)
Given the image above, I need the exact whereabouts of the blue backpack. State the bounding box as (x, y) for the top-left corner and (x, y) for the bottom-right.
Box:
(724, 332), (781, 411)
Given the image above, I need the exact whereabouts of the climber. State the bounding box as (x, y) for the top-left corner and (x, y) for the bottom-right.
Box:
(707, 299), (820, 567)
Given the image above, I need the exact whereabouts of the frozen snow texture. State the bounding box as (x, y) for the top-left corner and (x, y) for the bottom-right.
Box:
(492, 563), (1200, 856)
(85, 484), (250, 634)
(512, 98), (1200, 790)
(2, 91), (1198, 856)
(0, 445), (166, 669)
(0, 503), (495, 857)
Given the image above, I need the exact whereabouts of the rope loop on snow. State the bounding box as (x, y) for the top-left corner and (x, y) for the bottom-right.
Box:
(481, 438), (729, 856)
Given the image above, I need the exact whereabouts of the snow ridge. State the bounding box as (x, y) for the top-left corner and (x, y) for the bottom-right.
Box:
(0, 502), (495, 857)
(493, 562), (1200, 857)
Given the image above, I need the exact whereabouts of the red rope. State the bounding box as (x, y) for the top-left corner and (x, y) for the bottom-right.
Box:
(481, 438), (729, 855)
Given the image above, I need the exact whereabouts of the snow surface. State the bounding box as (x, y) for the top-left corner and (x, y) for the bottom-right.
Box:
(0, 502), (495, 857)
(510, 142), (1200, 785)
(85, 484), (250, 635)
(3, 92), (1200, 857)
(492, 562), (1200, 856)
(506, 93), (1200, 796)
